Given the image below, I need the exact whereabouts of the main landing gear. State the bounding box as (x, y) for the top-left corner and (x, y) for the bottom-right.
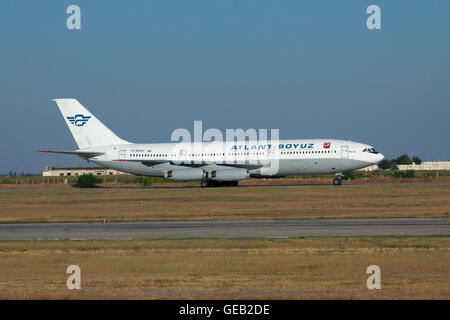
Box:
(333, 176), (343, 186)
(200, 180), (238, 188)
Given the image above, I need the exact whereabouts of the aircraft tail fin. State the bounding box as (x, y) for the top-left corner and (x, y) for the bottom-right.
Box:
(53, 99), (130, 149)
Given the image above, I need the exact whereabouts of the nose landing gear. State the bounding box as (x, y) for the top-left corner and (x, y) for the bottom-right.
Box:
(333, 176), (343, 186)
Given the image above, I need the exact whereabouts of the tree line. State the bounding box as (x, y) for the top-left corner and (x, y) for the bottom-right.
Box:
(378, 154), (422, 170)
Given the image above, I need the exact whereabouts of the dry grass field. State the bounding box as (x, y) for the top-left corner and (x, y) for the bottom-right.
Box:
(0, 184), (449, 223)
(0, 237), (448, 299)
(1, 184), (448, 299)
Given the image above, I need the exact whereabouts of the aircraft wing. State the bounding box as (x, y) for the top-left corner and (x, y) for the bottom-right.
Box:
(112, 159), (170, 166)
(117, 159), (264, 170)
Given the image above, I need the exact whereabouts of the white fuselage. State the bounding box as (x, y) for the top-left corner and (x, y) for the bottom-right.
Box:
(87, 139), (384, 179)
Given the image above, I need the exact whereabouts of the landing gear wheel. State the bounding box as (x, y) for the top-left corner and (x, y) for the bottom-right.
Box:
(333, 177), (342, 186)
(202, 180), (219, 188)
(220, 181), (238, 187)
(210, 180), (220, 188)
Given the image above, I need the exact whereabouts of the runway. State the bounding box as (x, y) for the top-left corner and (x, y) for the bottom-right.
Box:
(0, 218), (448, 240)
(0, 182), (449, 193)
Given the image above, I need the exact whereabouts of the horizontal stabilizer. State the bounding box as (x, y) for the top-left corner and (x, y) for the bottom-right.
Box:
(37, 150), (104, 159)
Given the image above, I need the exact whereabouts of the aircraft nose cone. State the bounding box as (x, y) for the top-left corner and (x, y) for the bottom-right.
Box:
(375, 153), (384, 164)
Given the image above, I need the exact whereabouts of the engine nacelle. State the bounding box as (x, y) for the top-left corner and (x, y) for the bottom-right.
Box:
(210, 168), (249, 181)
(164, 168), (206, 181)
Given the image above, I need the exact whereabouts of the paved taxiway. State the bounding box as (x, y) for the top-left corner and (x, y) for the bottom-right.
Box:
(0, 218), (448, 240)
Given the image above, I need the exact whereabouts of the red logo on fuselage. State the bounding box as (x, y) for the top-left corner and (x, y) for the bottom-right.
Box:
(323, 142), (331, 149)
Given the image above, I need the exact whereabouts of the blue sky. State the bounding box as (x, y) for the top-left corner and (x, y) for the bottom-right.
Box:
(1, 1), (449, 173)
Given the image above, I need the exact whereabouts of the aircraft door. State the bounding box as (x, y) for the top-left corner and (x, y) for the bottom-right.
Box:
(119, 149), (126, 160)
(341, 145), (349, 159)
(260, 147), (280, 175)
(267, 147), (277, 160)
(179, 149), (187, 163)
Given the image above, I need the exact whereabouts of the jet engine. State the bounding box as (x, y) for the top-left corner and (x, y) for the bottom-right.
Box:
(164, 168), (206, 181)
(210, 168), (249, 181)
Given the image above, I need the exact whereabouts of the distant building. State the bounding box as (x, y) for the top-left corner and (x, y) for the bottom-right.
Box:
(42, 166), (127, 177)
(396, 161), (450, 171)
(357, 165), (379, 171)
(358, 161), (450, 172)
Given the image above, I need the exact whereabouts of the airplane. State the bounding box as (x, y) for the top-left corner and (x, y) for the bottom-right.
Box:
(39, 99), (384, 187)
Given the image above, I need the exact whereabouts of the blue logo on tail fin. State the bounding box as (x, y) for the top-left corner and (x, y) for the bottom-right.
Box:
(67, 114), (91, 126)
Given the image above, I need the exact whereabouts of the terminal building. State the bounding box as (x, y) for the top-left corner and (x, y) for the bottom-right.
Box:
(42, 166), (127, 177)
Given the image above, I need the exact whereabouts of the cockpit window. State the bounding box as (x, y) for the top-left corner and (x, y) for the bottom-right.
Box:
(363, 147), (379, 154)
